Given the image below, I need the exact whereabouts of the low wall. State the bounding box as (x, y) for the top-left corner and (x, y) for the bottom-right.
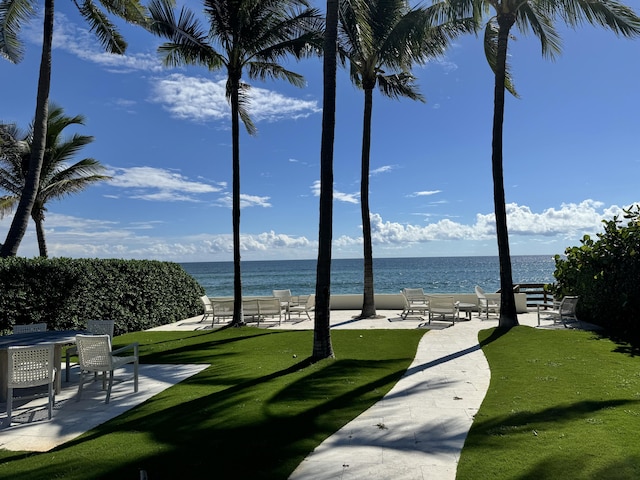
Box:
(328, 293), (528, 314)
(212, 293), (529, 314)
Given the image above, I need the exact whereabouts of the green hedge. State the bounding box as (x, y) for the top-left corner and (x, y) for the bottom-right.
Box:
(0, 258), (205, 335)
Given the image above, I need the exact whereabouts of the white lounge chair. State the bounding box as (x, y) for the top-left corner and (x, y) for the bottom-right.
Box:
(257, 297), (283, 326)
(475, 286), (500, 320)
(6, 344), (56, 425)
(400, 288), (429, 319)
(427, 295), (459, 324)
(76, 334), (139, 404)
(211, 299), (234, 325)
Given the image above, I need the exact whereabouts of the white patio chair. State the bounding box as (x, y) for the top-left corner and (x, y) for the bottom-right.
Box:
(537, 296), (580, 328)
(273, 289), (293, 320)
(13, 323), (47, 334)
(257, 297), (283, 326)
(475, 286), (500, 320)
(427, 295), (459, 324)
(66, 320), (116, 382)
(400, 288), (429, 319)
(200, 295), (214, 323)
(6, 344), (56, 425)
(211, 299), (234, 325)
(288, 294), (315, 320)
(75, 334), (139, 404)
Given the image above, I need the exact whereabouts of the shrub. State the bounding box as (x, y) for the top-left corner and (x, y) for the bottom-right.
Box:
(0, 258), (205, 334)
(553, 205), (640, 340)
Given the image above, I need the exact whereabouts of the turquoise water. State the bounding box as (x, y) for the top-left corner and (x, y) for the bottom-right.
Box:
(181, 255), (557, 297)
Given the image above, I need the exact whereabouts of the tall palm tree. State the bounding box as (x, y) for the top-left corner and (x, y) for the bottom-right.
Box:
(339, 0), (474, 319)
(0, 0), (148, 258)
(447, 0), (640, 327)
(148, 0), (323, 327)
(313, 0), (338, 360)
(0, 104), (111, 257)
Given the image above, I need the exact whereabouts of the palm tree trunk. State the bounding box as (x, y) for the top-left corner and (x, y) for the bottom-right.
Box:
(313, 0), (338, 361)
(33, 211), (48, 257)
(492, 14), (518, 327)
(229, 74), (244, 327)
(0, 0), (54, 257)
(359, 86), (376, 318)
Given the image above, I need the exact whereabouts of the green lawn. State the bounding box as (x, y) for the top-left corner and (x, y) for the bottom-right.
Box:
(0, 327), (425, 479)
(457, 326), (640, 480)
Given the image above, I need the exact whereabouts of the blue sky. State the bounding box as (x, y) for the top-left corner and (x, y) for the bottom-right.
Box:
(1, 1), (639, 263)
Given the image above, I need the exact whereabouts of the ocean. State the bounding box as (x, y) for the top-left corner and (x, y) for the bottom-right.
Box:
(181, 255), (557, 298)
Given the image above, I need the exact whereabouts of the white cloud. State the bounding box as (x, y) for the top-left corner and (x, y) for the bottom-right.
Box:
(24, 13), (165, 73)
(216, 193), (272, 209)
(371, 165), (395, 175)
(107, 166), (223, 202)
(151, 74), (321, 124)
(2, 200), (636, 261)
(409, 190), (442, 197)
(311, 180), (359, 204)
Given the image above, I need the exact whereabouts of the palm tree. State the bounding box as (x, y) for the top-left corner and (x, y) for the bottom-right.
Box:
(447, 0), (640, 327)
(148, 0), (323, 327)
(0, 0), (148, 258)
(339, 0), (474, 319)
(0, 104), (111, 257)
(313, 0), (338, 360)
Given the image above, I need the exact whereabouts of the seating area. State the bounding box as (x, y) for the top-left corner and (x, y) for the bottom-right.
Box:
(200, 291), (316, 325)
(537, 295), (580, 327)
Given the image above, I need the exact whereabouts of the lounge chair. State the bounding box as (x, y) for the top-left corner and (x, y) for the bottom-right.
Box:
(475, 286), (500, 320)
(427, 295), (459, 324)
(257, 297), (283, 326)
(537, 296), (580, 327)
(211, 299), (234, 325)
(400, 288), (429, 319)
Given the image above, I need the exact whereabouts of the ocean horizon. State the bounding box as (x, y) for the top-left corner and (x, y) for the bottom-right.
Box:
(181, 255), (557, 298)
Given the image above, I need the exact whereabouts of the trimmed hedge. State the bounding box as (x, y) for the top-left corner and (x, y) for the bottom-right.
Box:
(0, 257), (205, 335)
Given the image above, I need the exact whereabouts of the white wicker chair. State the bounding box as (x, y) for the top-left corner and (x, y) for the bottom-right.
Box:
(13, 323), (47, 334)
(6, 344), (56, 425)
(75, 334), (139, 404)
(66, 320), (116, 382)
(400, 288), (429, 319)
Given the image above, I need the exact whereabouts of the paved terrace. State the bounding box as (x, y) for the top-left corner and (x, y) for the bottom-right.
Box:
(1, 308), (571, 479)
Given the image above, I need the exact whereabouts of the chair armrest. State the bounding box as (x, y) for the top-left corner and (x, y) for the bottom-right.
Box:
(112, 342), (139, 356)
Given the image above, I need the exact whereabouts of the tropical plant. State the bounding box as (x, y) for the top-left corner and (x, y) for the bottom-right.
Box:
(338, 0), (474, 319)
(0, 104), (111, 257)
(314, 0), (338, 360)
(446, 0), (640, 327)
(147, 0), (323, 327)
(0, 0), (148, 258)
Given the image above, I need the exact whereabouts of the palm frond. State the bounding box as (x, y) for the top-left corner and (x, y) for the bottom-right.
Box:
(0, 194), (18, 218)
(247, 61), (305, 87)
(554, 0), (640, 38)
(149, 0), (223, 69)
(516, 2), (561, 60)
(0, 0), (36, 63)
(98, 0), (149, 27)
(77, 0), (128, 54)
(483, 19), (519, 98)
(377, 72), (425, 102)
